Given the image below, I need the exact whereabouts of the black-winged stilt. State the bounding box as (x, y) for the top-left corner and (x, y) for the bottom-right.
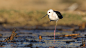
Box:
(41, 9), (63, 43)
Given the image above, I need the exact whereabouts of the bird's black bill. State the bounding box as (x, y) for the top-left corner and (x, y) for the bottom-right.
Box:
(41, 14), (47, 19)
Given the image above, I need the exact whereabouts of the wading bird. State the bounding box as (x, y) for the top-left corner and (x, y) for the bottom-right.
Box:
(41, 9), (63, 43)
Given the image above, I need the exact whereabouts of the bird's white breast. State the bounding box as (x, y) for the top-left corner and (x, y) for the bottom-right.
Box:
(49, 12), (59, 20)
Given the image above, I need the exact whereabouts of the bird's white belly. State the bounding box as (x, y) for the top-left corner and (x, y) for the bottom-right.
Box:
(49, 15), (59, 20)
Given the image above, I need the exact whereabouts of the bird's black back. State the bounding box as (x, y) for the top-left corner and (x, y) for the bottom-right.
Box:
(54, 11), (63, 19)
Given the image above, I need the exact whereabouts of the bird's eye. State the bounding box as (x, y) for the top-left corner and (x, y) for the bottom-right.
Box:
(49, 12), (50, 13)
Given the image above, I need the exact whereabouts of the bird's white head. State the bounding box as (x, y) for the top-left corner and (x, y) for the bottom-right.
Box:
(47, 9), (53, 16)
(41, 9), (54, 19)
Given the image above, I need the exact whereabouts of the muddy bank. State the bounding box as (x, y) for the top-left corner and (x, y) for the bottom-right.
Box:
(0, 23), (85, 32)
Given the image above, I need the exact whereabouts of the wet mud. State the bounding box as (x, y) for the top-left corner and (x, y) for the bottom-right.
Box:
(0, 25), (86, 48)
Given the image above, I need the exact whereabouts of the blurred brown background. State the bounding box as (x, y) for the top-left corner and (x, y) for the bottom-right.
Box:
(0, 0), (86, 27)
(0, 0), (86, 11)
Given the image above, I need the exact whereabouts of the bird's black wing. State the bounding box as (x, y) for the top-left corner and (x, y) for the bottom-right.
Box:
(54, 11), (63, 19)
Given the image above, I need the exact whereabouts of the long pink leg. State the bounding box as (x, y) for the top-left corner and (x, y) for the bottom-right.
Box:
(54, 26), (56, 43)
(54, 21), (57, 45)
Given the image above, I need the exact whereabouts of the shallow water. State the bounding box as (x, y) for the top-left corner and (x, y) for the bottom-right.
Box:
(0, 26), (86, 48)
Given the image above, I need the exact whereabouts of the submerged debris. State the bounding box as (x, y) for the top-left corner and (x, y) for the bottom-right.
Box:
(39, 35), (42, 42)
(10, 29), (17, 41)
(24, 44), (33, 47)
(0, 34), (2, 38)
(79, 22), (85, 30)
(65, 34), (79, 37)
(39, 35), (42, 40)
(60, 34), (79, 37)
(80, 38), (85, 47)
(2, 28), (17, 42)
(0, 43), (5, 47)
